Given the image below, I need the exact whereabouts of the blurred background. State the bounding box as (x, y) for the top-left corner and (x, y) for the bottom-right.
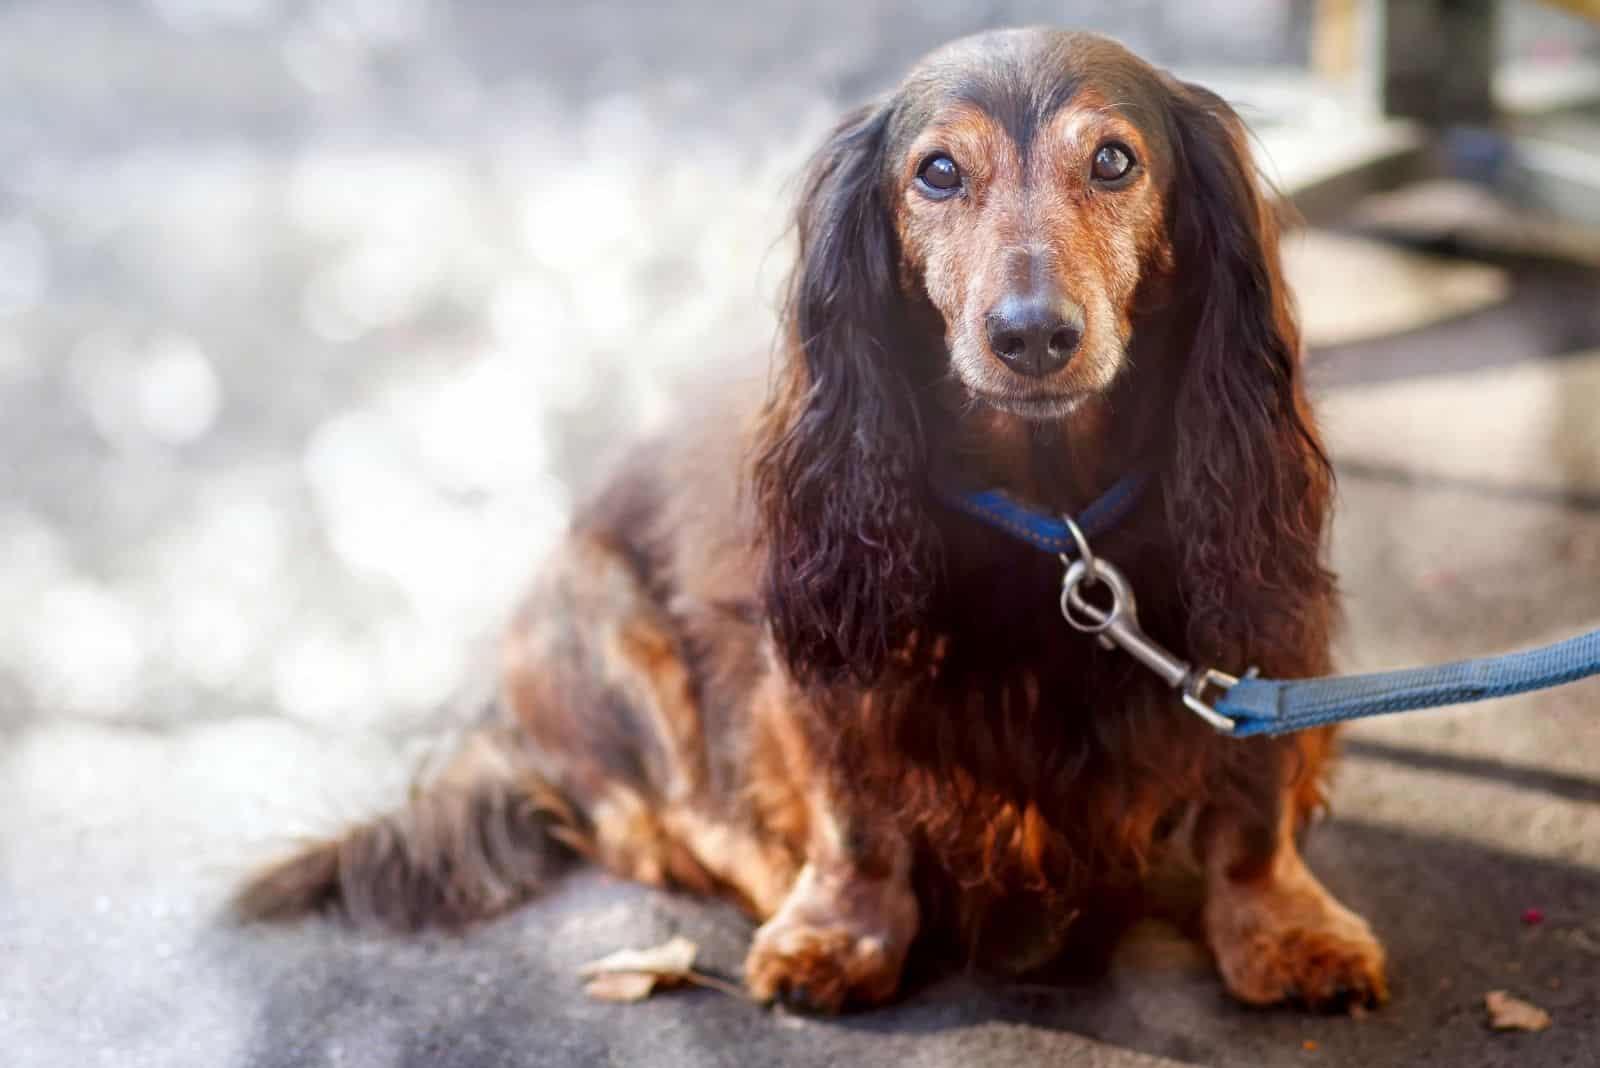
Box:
(2, 2), (1598, 1066)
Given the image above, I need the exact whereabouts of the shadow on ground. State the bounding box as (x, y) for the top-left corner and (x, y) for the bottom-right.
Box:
(219, 811), (1600, 1068)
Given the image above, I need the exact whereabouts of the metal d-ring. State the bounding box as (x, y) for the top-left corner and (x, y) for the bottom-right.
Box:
(1058, 516), (1119, 637)
(1060, 515), (1097, 578)
(1060, 558), (1123, 636)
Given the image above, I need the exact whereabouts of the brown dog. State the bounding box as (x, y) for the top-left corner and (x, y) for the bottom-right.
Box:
(237, 27), (1387, 1013)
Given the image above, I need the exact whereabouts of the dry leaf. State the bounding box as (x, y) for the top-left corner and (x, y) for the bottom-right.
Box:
(579, 936), (699, 1003)
(1485, 990), (1552, 1032)
(583, 971), (662, 1003)
(579, 935), (698, 980)
(578, 935), (751, 1003)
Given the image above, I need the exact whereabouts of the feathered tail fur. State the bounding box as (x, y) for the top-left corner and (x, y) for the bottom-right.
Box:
(232, 726), (581, 931)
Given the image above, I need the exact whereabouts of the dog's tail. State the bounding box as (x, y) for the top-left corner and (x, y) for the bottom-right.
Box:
(232, 726), (584, 931)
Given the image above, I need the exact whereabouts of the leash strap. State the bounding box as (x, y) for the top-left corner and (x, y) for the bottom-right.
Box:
(934, 470), (1150, 554)
(1217, 628), (1600, 737)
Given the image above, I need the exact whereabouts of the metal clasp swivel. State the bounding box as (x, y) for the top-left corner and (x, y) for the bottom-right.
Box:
(1057, 518), (1240, 732)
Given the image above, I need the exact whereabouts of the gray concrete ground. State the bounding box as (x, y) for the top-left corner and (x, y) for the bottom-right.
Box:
(2, 3), (1599, 1066)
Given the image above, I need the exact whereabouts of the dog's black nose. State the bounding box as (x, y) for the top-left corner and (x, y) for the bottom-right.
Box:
(985, 295), (1083, 377)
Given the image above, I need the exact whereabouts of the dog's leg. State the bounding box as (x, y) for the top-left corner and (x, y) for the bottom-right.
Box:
(1200, 733), (1388, 1008)
(742, 684), (920, 1013)
(743, 814), (920, 1012)
(502, 533), (802, 916)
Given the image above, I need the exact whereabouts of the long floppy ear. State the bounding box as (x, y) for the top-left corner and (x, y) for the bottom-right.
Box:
(1163, 84), (1335, 671)
(750, 103), (937, 687)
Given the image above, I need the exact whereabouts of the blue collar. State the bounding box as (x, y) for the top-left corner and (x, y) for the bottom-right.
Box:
(933, 470), (1150, 555)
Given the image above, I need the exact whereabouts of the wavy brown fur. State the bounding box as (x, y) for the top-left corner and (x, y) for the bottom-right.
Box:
(751, 103), (939, 688)
(1160, 81), (1335, 670)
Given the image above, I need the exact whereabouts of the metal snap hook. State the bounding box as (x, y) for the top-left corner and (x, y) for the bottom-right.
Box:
(1055, 515), (1241, 732)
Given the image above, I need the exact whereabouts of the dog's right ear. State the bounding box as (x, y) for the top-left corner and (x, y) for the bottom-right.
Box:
(751, 102), (937, 688)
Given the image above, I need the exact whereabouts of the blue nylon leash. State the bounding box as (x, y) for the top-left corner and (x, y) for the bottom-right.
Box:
(1218, 628), (1600, 737)
(948, 480), (1600, 737)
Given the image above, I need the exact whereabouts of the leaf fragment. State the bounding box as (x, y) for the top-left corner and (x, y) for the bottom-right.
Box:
(579, 935), (699, 1003)
(583, 971), (663, 1002)
(1485, 989), (1552, 1032)
(579, 935), (699, 980)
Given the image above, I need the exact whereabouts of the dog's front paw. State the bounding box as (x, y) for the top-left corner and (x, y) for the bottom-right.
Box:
(745, 916), (902, 1012)
(1207, 881), (1388, 1009)
(743, 863), (917, 1013)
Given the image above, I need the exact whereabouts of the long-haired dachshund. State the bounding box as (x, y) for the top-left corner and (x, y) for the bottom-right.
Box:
(238, 27), (1388, 1012)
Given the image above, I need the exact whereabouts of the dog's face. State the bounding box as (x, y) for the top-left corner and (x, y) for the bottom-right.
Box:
(885, 32), (1179, 421)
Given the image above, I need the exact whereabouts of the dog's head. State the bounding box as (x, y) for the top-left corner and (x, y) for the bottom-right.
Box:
(888, 31), (1181, 419)
(754, 28), (1331, 685)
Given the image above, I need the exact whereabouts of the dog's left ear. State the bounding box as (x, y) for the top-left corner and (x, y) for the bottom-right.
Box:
(1163, 83), (1334, 668)
(751, 102), (937, 688)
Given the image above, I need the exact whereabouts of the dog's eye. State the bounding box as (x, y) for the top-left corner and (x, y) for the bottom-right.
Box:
(1091, 143), (1135, 184)
(915, 153), (962, 197)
